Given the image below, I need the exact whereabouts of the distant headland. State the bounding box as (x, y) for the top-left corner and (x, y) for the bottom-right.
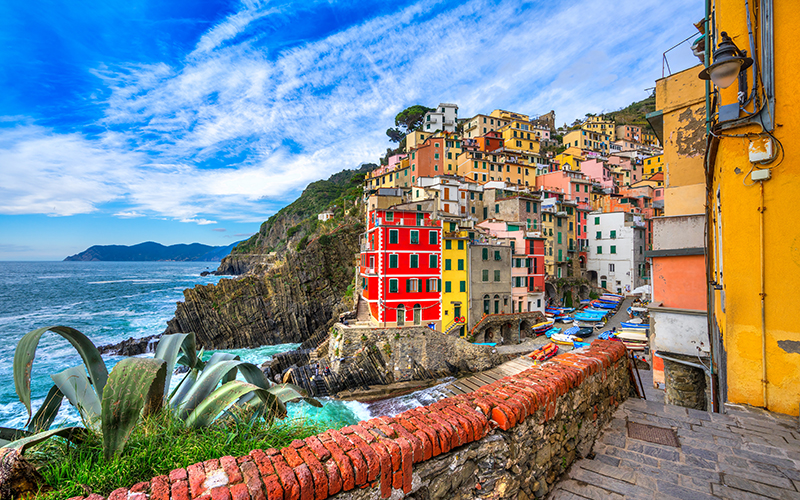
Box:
(63, 241), (239, 262)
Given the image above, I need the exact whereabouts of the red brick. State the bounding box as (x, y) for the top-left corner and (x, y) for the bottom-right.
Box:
(250, 449), (276, 477)
(211, 485), (232, 500)
(369, 440), (393, 499)
(265, 448), (281, 456)
(108, 488), (128, 500)
(269, 453), (301, 500)
(66, 497), (85, 500)
(323, 459), (342, 496)
(378, 437), (402, 471)
(369, 419), (397, 439)
(130, 482), (149, 493)
(171, 480), (190, 500)
(151, 475), (170, 500)
(262, 474), (284, 500)
(348, 424), (376, 444)
(395, 417), (431, 460)
(328, 430), (367, 486)
(470, 396), (494, 416)
(205, 458), (222, 472)
(405, 416), (439, 458)
(386, 422), (423, 463)
(450, 405), (487, 439)
(424, 410), (460, 448)
(479, 393), (521, 425)
(319, 433), (355, 491)
(230, 483), (251, 500)
(240, 461), (267, 500)
(344, 430), (380, 482)
(440, 407), (472, 443)
(280, 447), (304, 469)
(395, 437), (413, 494)
(491, 405), (514, 431)
(303, 436), (331, 462)
(291, 439), (305, 449)
(188, 463), (208, 498)
(221, 455), (244, 485)
(297, 445), (328, 500)
(408, 410), (447, 455)
(238, 456), (251, 465)
(392, 469), (403, 490)
(292, 464), (315, 500)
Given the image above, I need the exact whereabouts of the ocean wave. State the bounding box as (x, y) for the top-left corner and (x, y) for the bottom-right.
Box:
(88, 279), (171, 285)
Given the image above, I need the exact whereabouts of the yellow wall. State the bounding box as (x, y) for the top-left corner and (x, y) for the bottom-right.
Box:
(643, 154), (663, 176)
(711, 0), (800, 416)
(442, 227), (469, 335)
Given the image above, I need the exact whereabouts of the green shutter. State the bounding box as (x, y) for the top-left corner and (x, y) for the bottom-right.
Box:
(445, 281), (452, 293)
(430, 254), (437, 268)
(460, 281), (466, 292)
(406, 279), (411, 293)
(445, 259), (451, 270)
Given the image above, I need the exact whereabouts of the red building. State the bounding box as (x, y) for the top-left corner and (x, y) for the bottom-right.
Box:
(360, 208), (442, 327)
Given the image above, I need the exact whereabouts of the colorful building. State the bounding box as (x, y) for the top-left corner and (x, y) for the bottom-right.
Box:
(586, 211), (647, 294)
(360, 207), (442, 328)
(706, 0), (799, 416)
(643, 154), (664, 176)
(562, 129), (610, 153)
(422, 103), (458, 133)
(468, 241), (512, 334)
(440, 219), (470, 336)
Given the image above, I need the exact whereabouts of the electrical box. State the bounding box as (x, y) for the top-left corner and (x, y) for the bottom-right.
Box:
(749, 137), (774, 162)
(751, 169), (771, 181)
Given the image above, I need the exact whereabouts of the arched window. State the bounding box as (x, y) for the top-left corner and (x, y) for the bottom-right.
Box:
(413, 304), (421, 325)
(396, 305), (405, 326)
(494, 294), (500, 314)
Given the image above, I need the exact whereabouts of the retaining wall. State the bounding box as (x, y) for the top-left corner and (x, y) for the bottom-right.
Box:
(64, 340), (630, 500)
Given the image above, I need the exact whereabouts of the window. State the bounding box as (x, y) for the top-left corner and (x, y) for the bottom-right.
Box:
(445, 259), (451, 270)
(494, 250), (501, 261)
(557, 218), (562, 227)
(494, 270), (501, 282)
(610, 245), (616, 254)
(596, 231), (601, 239)
(484, 295), (490, 314)
(495, 204), (499, 213)
(595, 217), (600, 224)
(429, 254), (437, 268)
(526, 201), (531, 212)
(445, 240), (452, 250)
(609, 263), (615, 272)
(639, 246), (643, 254)
(569, 222), (573, 231)
(407, 279), (419, 292)
(597, 246), (603, 254)
(457, 240), (464, 250)
(429, 231), (437, 245)
(557, 233), (562, 244)
(445, 281), (452, 293)
(482, 269), (489, 281)
(385, 212), (394, 221)
(426, 278), (439, 292)
(610, 230), (616, 239)
(410, 230), (419, 244)
(410, 254), (419, 268)
(389, 230), (399, 244)
(457, 259), (464, 270)
(389, 279), (398, 293)
(459, 281), (466, 292)
(482, 248), (488, 260)
(389, 254), (398, 268)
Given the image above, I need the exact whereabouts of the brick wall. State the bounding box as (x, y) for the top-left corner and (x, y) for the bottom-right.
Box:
(65, 340), (630, 500)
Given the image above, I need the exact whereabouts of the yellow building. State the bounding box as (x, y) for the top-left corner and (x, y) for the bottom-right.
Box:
(441, 220), (470, 336)
(706, 0), (800, 416)
(499, 120), (541, 155)
(554, 150), (585, 171)
(404, 130), (432, 152)
(365, 160), (411, 190)
(456, 150), (535, 187)
(643, 154), (663, 176)
(582, 115), (616, 141)
(562, 128), (611, 153)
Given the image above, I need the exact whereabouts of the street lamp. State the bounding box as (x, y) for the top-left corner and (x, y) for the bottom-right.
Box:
(699, 32), (753, 89)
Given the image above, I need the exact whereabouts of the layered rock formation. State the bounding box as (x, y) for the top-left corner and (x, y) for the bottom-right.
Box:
(164, 221), (361, 349)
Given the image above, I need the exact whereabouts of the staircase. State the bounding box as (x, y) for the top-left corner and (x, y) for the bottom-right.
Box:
(442, 319), (465, 335)
(313, 376), (329, 397)
(356, 295), (370, 322)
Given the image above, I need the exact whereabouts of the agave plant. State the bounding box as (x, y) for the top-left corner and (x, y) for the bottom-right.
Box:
(0, 326), (320, 458)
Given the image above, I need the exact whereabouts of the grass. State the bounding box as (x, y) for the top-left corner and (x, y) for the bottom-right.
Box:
(30, 409), (333, 500)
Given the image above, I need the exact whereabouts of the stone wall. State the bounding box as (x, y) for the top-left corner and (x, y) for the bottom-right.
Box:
(59, 340), (630, 500)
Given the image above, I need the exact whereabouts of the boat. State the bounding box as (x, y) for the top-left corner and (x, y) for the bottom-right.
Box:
(528, 343), (559, 362)
(617, 330), (648, 341)
(552, 332), (584, 345)
(554, 315), (574, 323)
(573, 312), (607, 321)
(562, 326), (581, 337)
(574, 321), (602, 328)
(620, 321), (649, 330)
(602, 293), (624, 298)
(544, 326), (561, 338)
(532, 320), (555, 334)
(590, 301), (617, 309)
(621, 341), (647, 351)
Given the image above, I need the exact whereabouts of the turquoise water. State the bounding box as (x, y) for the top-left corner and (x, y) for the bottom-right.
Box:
(0, 261), (373, 430)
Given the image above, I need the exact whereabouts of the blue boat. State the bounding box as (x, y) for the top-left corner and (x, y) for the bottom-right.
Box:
(563, 326), (581, 337)
(620, 321), (649, 330)
(544, 326), (562, 338)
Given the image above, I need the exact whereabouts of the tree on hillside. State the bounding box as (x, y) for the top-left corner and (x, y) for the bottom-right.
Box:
(385, 104), (434, 142)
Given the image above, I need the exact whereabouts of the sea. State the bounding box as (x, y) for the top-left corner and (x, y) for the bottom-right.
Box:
(0, 261), (450, 431)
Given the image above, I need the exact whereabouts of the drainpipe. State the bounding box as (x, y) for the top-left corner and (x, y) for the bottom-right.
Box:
(759, 181), (768, 407)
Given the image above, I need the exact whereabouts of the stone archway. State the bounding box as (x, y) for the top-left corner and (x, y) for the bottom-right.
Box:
(579, 284), (591, 300)
(545, 282), (557, 304)
(501, 323), (514, 344)
(519, 319), (532, 339)
(587, 270), (598, 285)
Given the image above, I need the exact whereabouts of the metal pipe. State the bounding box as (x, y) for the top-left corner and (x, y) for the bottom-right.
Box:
(656, 352), (709, 372)
(759, 181), (767, 407)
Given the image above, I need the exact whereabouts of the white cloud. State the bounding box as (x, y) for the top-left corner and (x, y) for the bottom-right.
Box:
(1, 0), (702, 221)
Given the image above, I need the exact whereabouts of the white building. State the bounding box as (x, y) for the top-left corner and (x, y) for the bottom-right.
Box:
(586, 211), (647, 294)
(411, 176), (470, 217)
(423, 103), (459, 133)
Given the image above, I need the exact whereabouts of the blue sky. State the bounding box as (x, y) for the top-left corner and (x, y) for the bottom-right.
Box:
(0, 0), (703, 260)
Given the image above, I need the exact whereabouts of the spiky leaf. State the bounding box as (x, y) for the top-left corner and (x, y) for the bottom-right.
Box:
(184, 381), (281, 428)
(14, 326), (107, 424)
(5, 427), (86, 454)
(101, 357), (166, 458)
(268, 384), (323, 407)
(28, 385), (64, 433)
(0, 427), (31, 448)
(154, 333), (196, 396)
(51, 366), (102, 430)
(173, 360), (241, 419)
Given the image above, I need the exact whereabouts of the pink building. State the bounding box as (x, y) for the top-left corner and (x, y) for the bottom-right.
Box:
(476, 220), (546, 313)
(535, 169), (593, 203)
(579, 158), (615, 192)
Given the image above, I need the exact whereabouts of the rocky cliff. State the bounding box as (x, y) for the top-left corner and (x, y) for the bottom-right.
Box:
(164, 220), (361, 349)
